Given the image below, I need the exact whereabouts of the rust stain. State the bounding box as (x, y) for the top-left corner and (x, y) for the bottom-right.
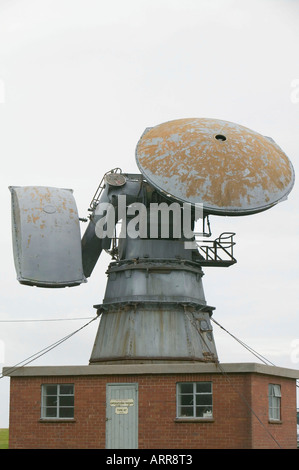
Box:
(32, 214), (40, 223)
(29, 187), (53, 210)
(136, 118), (294, 213)
(27, 234), (32, 248)
(27, 213), (41, 224)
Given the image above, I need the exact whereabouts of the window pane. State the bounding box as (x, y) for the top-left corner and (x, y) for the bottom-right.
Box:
(180, 383), (193, 394)
(45, 396), (57, 407)
(59, 407), (74, 418)
(60, 385), (74, 395)
(60, 396), (74, 407)
(196, 406), (213, 418)
(179, 406), (193, 417)
(179, 395), (193, 406)
(196, 394), (212, 406)
(269, 384), (281, 397)
(271, 407), (280, 420)
(273, 385), (281, 397)
(45, 407), (57, 418)
(196, 382), (211, 393)
(44, 385), (57, 396)
(196, 407), (205, 418)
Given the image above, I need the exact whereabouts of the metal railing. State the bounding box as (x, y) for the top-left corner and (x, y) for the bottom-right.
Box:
(89, 167), (122, 210)
(196, 232), (236, 266)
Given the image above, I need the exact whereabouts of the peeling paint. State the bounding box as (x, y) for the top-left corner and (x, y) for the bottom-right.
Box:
(135, 118), (295, 216)
(9, 185), (86, 287)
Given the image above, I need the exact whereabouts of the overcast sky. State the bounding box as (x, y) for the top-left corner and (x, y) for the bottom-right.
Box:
(0, 0), (299, 428)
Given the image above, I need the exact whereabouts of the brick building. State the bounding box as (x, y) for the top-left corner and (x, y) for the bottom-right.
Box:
(3, 362), (298, 449)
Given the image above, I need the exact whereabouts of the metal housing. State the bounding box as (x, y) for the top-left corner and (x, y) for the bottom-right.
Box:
(9, 186), (86, 288)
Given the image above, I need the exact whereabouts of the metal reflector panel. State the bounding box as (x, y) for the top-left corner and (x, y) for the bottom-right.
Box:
(135, 118), (295, 216)
(9, 186), (86, 287)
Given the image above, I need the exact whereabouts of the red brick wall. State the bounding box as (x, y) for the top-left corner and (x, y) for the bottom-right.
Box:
(8, 372), (297, 449)
(250, 374), (297, 449)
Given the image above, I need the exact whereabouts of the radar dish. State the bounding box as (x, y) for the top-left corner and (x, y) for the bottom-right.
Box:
(135, 118), (295, 216)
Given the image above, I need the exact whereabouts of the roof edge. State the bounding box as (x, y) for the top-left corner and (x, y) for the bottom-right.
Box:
(2, 362), (299, 379)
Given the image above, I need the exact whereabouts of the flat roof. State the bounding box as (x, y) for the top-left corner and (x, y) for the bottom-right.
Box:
(2, 362), (299, 379)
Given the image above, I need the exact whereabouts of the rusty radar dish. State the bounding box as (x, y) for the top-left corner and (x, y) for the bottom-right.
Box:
(135, 118), (295, 216)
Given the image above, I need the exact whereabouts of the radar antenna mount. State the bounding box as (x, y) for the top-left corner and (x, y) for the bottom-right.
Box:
(8, 118), (295, 364)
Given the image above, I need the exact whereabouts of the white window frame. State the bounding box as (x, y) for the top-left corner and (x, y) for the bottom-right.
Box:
(268, 384), (281, 421)
(176, 382), (213, 419)
(41, 384), (75, 419)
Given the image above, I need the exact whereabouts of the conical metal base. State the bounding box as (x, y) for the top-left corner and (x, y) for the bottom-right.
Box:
(89, 301), (217, 364)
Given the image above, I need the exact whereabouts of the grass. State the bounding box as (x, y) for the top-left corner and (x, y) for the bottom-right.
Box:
(0, 429), (9, 449)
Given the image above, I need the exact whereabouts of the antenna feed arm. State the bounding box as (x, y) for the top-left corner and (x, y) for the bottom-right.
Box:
(81, 176), (143, 278)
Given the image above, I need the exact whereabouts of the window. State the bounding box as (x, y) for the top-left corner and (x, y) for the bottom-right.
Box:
(268, 384), (281, 421)
(41, 384), (74, 419)
(177, 382), (213, 419)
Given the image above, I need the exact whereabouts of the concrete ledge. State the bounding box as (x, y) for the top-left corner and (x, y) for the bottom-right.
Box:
(2, 362), (299, 379)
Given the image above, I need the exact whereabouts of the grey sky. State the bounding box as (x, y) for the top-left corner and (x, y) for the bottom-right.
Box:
(0, 0), (299, 428)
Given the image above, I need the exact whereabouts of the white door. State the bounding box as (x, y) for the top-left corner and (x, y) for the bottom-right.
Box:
(106, 383), (138, 449)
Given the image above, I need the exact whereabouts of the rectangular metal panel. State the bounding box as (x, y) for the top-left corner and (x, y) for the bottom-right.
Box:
(9, 186), (86, 287)
(106, 383), (138, 449)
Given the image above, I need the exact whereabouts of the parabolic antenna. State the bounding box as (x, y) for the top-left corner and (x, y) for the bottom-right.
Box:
(135, 118), (295, 216)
